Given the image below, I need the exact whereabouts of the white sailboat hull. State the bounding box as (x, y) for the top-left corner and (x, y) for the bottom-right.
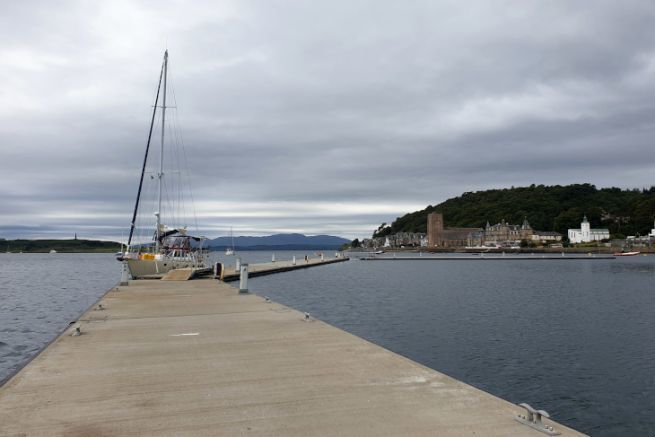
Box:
(126, 258), (206, 279)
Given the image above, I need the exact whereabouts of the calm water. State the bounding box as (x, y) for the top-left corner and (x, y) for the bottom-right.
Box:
(0, 253), (121, 383)
(1, 252), (654, 435)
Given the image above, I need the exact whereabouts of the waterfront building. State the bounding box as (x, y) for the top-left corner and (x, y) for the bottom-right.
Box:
(361, 232), (427, 249)
(427, 212), (482, 247)
(531, 231), (563, 243)
(390, 232), (426, 247)
(467, 218), (561, 247)
(649, 220), (655, 238)
(482, 218), (533, 245)
(568, 216), (610, 243)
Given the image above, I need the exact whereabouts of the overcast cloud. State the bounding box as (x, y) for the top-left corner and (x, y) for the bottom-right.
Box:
(2, 0), (655, 240)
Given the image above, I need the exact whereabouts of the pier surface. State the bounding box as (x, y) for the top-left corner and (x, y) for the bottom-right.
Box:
(0, 263), (584, 436)
(221, 256), (348, 281)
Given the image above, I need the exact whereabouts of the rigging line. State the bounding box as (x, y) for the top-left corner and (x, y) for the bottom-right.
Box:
(170, 118), (184, 228)
(169, 77), (199, 233)
(161, 157), (175, 228)
(168, 113), (182, 227)
(137, 109), (162, 247)
(139, 142), (161, 246)
(127, 54), (165, 247)
(166, 69), (184, 229)
(145, 174), (159, 243)
(172, 112), (187, 227)
(168, 75), (183, 227)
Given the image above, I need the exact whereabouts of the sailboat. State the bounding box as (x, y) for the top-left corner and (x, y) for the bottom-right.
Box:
(225, 227), (236, 255)
(118, 50), (208, 279)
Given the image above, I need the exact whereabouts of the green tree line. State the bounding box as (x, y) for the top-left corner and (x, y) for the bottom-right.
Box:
(0, 239), (121, 253)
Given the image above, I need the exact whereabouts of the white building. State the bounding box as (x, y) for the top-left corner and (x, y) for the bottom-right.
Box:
(568, 216), (610, 243)
(649, 220), (655, 238)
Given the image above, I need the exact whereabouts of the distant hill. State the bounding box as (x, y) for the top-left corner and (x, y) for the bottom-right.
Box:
(373, 184), (655, 239)
(0, 238), (120, 253)
(207, 233), (350, 250)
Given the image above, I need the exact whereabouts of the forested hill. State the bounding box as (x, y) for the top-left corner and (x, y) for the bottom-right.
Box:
(1, 238), (121, 253)
(373, 184), (655, 239)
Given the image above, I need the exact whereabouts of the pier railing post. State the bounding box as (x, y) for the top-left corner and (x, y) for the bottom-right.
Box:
(272, 253), (276, 262)
(235, 257), (241, 271)
(120, 261), (129, 286)
(292, 255), (296, 265)
(239, 264), (249, 293)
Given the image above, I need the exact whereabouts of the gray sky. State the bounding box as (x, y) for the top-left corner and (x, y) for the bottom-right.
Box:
(2, 0), (655, 241)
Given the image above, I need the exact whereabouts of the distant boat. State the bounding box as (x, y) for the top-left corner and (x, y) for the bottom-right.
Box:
(49, 249), (57, 254)
(225, 227), (236, 256)
(614, 251), (640, 256)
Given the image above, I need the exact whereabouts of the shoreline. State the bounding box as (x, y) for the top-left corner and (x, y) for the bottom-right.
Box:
(350, 246), (654, 254)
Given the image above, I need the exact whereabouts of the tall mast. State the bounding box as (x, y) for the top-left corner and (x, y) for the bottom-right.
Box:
(156, 50), (168, 250)
(127, 53), (165, 248)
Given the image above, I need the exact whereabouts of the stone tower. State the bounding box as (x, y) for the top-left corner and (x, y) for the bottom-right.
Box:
(427, 212), (444, 247)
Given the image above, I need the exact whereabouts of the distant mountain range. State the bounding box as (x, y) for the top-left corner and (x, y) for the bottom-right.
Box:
(207, 233), (350, 250)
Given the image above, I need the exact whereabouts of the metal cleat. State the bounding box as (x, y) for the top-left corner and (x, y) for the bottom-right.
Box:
(515, 403), (560, 435)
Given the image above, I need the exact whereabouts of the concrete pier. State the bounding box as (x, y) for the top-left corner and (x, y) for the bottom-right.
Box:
(221, 256), (348, 281)
(137, 255), (348, 281)
(0, 270), (584, 435)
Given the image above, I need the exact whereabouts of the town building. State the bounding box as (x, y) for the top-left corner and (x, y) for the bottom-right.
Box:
(568, 216), (610, 243)
(482, 219), (533, 245)
(361, 232), (426, 249)
(365, 214), (564, 249)
(427, 213), (482, 248)
(531, 231), (563, 243)
(466, 218), (561, 247)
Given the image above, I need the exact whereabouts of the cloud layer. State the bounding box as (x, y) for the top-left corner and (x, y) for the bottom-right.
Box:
(2, 1), (655, 240)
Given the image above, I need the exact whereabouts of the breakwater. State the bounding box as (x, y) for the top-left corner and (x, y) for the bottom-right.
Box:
(362, 254), (615, 261)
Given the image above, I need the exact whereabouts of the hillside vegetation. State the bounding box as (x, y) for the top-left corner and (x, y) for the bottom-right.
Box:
(374, 184), (655, 239)
(1, 239), (121, 253)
